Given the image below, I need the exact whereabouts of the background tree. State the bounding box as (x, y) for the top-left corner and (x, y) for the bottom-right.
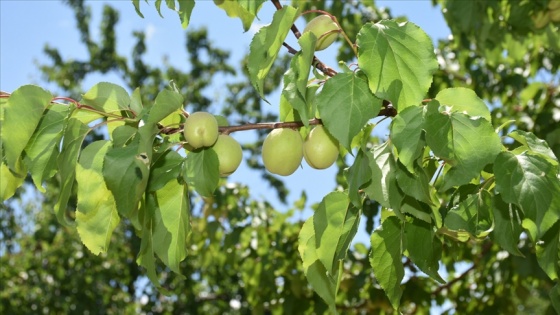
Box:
(1, 0), (559, 314)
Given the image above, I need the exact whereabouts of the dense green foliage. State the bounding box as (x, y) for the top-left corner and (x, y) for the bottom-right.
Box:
(2, 0), (560, 314)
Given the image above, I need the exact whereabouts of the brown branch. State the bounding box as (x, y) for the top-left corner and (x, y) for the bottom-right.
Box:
(219, 118), (323, 134)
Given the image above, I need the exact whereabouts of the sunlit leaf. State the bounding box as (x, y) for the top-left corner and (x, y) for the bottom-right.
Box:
(357, 20), (438, 109)
(316, 72), (381, 151)
(2, 85), (52, 171)
(248, 6), (298, 99)
(81, 82), (130, 114)
(494, 151), (560, 238)
(76, 140), (120, 255)
(425, 101), (502, 190)
(435, 87), (491, 122)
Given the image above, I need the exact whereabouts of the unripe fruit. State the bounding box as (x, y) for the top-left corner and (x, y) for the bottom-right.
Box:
(183, 112), (219, 149)
(532, 10), (550, 29)
(303, 15), (340, 51)
(212, 134), (243, 176)
(303, 125), (339, 169)
(262, 128), (303, 176)
(550, 7), (560, 22)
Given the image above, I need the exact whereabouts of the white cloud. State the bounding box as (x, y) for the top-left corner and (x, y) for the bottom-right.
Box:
(145, 23), (156, 41)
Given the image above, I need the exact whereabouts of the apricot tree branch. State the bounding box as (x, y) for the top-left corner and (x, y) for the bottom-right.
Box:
(270, 0), (337, 77)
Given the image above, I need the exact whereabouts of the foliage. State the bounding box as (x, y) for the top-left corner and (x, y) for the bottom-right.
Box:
(2, 0), (560, 314)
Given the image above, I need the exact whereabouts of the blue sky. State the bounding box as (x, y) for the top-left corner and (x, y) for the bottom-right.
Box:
(0, 0), (450, 240)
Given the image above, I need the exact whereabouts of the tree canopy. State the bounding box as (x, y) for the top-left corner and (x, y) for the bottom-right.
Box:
(1, 0), (560, 314)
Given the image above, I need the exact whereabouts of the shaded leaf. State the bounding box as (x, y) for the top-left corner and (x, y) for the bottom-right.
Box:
(390, 106), (425, 173)
(103, 142), (150, 219)
(55, 118), (90, 227)
(363, 141), (404, 212)
(152, 179), (190, 275)
(183, 148), (219, 197)
(23, 103), (70, 192)
(444, 190), (494, 239)
(345, 148), (372, 207)
(370, 216), (404, 309)
(492, 193), (524, 256)
(404, 218), (445, 283)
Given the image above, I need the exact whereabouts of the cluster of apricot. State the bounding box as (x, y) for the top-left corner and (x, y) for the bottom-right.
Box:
(183, 112), (339, 177)
(182, 14), (342, 176)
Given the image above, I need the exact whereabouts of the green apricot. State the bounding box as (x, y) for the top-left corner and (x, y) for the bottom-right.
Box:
(212, 134), (243, 176)
(183, 112), (219, 149)
(303, 15), (340, 51)
(303, 125), (339, 169)
(262, 128), (303, 176)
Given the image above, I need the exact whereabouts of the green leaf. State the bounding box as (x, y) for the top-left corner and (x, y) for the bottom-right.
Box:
(146, 88), (184, 125)
(281, 32), (316, 126)
(148, 150), (184, 192)
(356, 20), (438, 110)
(444, 190), (494, 239)
(395, 161), (432, 205)
(2, 85), (52, 171)
(177, 0), (195, 29)
(248, 5), (299, 99)
(213, 0), (266, 32)
(400, 196), (432, 223)
(345, 148), (372, 208)
(152, 178), (190, 275)
(370, 216), (404, 309)
(390, 106), (425, 173)
(508, 130), (558, 166)
(137, 196), (167, 293)
(435, 87), (492, 122)
(1, 161), (26, 201)
(425, 101), (502, 190)
(183, 148), (219, 197)
(298, 215), (338, 314)
(494, 151), (560, 238)
(55, 118), (91, 227)
(130, 87), (143, 115)
(103, 142), (150, 219)
(363, 141), (404, 212)
(404, 218), (444, 283)
(111, 125), (137, 147)
(316, 72), (382, 151)
(492, 193), (524, 256)
(131, 0), (145, 18)
(23, 103), (70, 192)
(551, 282), (560, 314)
(535, 222), (559, 280)
(81, 82), (130, 114)
(76, 140), (120, 255)
(313, 192), (356, 274)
